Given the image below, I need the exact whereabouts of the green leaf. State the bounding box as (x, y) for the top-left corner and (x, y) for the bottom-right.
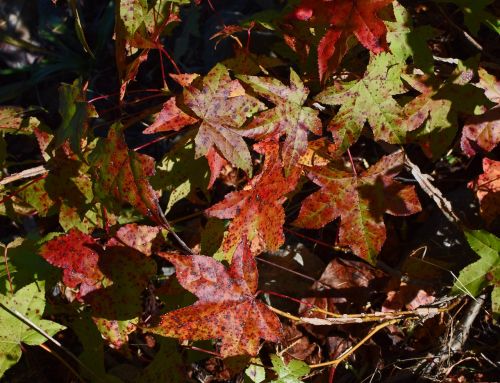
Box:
(119, 0), (146, 36)
(0, 281), (66, 378)
(0, 106), (39, 135)
(386, 2), (435, 73)
(245, 362), (266, 383)
(451, 230), (500, 299)
(315, 53), (407, 153)
(270, 354), (310, 383)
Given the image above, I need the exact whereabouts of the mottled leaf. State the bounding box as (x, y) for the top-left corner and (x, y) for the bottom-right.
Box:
(315, 53), (407, 152)
(39, 229), (105, 298)
(183, 64), (264, 176)
(143, 98), (198, 134)
(206, 141), (299, 258)
(237, 69), (322, 175)
(293, 151), (421, 263)
(148, 241), (282, 357)
(90, 125), (165, 224)
(468, 158), (500, 225)
(115, 223), (162, 256)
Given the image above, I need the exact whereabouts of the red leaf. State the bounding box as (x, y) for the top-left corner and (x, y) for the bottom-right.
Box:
(468, 158), (500, 225)
(238, 69), (322, 176)
(293, 151), (421, 264)
(206, 147), (229, 189)
(206, 141), (299, 256)
(39, 229), (104, 298)
(143, 98), (198, 134)
(91, 126), (165, 224)
(289, 0), (391, 80)
(148, 241), (282, 357)
(461, 107), (500, 157)
(183, 64), (264, 176)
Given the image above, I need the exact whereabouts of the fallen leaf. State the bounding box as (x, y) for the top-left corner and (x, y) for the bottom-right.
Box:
(148, 241), (282, 357)
(468, 158), (500, 225)
(294, 151), (421, 263)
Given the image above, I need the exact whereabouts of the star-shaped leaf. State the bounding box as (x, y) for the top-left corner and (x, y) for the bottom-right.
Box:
(289, 0), (392, 80)
(183, 64), (265, 176)
(148, 241), (282, 357)
(0, 282), (66, 378)
(315, 53), (407, 153)
(293, 151), (421, 264)
(237, 69), (322, 176)
(143, 98), (198, 134)
(206, 141), (299, 258)
(90, 124), (165, 224)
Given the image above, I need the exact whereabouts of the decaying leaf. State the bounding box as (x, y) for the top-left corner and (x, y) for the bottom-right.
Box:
(148, 241), (282, 357)
(206, 141), (299, 258)
(183, 64), (264, 176)
(237, 69), (322, 175)
(315, 53), (407, 152)
(294, 151), (421, 263)
(90, 124), (165, 224)
(289, 0), (392, 80)
(468, 158), (500, 225)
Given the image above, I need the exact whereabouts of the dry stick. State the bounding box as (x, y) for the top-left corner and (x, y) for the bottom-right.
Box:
(419, 293), (487, 376)
(0, 165), (48, 186)
(0, 302), (105, 383)
(309, 319), (400, 369)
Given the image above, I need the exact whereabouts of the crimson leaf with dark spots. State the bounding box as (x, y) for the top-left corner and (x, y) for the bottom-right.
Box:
(293, 151), (421, 264)
(39, 229), (104, 298)
(148, 241), (282, 357)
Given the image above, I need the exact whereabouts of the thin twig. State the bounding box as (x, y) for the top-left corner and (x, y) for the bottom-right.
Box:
(0, 302), (105, 383)
(0, 165), (48, 186)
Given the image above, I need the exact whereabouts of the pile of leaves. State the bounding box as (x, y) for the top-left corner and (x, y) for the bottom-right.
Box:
(0, 0), (499, 382)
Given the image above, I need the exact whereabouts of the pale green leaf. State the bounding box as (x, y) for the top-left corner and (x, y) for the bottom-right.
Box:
(270, 354), (310, 383)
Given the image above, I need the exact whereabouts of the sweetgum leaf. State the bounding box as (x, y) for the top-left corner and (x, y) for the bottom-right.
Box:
(468, 158), (499, 226)
(183, 63), (265, 176)
(206, 141), (299, 258)
(148, 241), (282, 357)
(0, 106), (37, 135)
(451, 230), (499, 311)
(293, 151), (421, 264)
(386, 2), (435, 73)
(0, 282), (66, 378)
(114, 223), (162, 256)
(237, 69), (322, 176)
(289, 0), (391, 80)
(39, 229), (105, 298)
(270, 354), (310, 383)
(90, 124), (165, 224)
(315, 53), (407, 153)
(143, 98), (198, 134)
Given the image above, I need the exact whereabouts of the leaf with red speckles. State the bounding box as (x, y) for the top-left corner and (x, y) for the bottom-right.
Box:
(148, 241), (282, 357)
(90, 124), (165, 224)
(461, 68), (500, 157)
(206, 147), (228, 189)
(288, 0), (392, 80)
(206, 141), (299, 258)
(468, 158), (500, 226)
(182, 63), (265, 176)
(315, 53), (407, 153)
(143, 98), (198, 134)
(293, 151), (421, 264)
(237, 69), (322, 176)
(39, 229), (105, 298)
(115, 223), (162, 256)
